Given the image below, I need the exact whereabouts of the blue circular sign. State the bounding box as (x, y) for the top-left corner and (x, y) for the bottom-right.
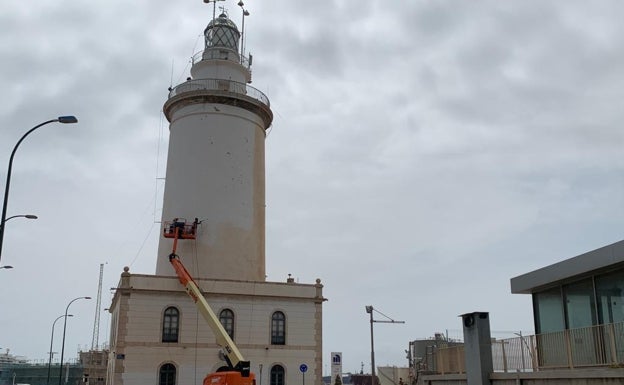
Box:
(299, 364), (308, 373)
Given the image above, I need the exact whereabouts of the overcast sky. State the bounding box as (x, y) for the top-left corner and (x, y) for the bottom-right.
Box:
(1, 0), (624, 375)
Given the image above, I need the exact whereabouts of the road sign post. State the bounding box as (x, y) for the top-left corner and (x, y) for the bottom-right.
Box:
(300, 364), (308, 385)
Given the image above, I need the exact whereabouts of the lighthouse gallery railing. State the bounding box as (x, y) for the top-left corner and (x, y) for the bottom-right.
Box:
(168, 78), (270, 108)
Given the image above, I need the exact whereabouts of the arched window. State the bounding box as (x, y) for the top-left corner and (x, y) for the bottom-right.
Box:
(162, 307), (179, 343)
(159, 363), (176, 385)
(271, 311), (286, 345)
(270, 365), (285, 385)
(219, 309), (235, 340)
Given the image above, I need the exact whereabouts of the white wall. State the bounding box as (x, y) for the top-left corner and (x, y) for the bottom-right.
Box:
(108, 274), (323, 385)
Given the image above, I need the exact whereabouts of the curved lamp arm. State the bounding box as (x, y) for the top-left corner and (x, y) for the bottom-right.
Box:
(0, 116), (77, 263)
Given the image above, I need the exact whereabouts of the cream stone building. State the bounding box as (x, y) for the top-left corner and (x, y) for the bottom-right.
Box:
(106, 7), (324, 385)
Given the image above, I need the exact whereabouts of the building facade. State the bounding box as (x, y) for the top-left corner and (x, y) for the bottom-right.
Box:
(511, 239), (624, 368)
(107, 7), (324, 385)
(107, 270), (324, 385)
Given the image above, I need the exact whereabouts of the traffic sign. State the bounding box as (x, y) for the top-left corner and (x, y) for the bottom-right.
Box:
(299, 364), (308, 373)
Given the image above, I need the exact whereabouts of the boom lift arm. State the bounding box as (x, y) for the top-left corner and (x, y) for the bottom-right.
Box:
(169, 252), (251, 376)
(164, 219), (253, 385)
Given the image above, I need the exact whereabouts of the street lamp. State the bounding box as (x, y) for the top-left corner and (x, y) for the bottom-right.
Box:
(0, 216), (37, 267)
(58, 296), (90, 385)
(47, 314), (73, 385)
(0, 215), (38, 245)
(0, 116), (78, 264)
(258, 364), (263, 385)
(3, 214), (38, 224)
(365, 306), (405, 385)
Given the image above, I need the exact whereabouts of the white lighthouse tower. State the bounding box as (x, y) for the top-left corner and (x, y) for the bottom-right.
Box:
(107, 7), (323, 385)
(155, 10), (273, 281)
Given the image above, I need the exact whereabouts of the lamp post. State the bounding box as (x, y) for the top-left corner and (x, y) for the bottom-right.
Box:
(58, 296), (90, 385)
(47, 314), (73, 385)
(259, 364), (263, 385)
(0, 116), (77, 264)
(2, 214), (38, 225)
(365, 306), (405, 385)
(237, 1), (250, 59)
(0, 215), (38, 256)
(365, 306), (375, 385)
(0, 216), (37, 268)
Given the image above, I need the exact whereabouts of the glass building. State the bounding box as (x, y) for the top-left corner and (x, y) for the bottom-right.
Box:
(511, 240), (624, 334)
(511, 240), (624, 367)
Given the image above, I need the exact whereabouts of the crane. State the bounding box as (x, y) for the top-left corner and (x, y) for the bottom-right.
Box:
(91, 263), (104, 350)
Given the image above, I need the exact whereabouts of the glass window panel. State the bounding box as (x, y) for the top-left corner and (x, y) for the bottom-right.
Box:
(595, 269), (624, 324)
(270, 365), (285, 385)
(534, 287), (565, 333)
(163, 307), (179, 343)
(564, 278), (596, 329)
(271, 311), (286, 345)
(219, 309), (235, 340)
(159, 363), (176, 385)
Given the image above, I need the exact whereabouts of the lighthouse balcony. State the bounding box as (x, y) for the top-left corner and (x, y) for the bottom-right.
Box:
(192, 49), (251, 71)
(167, 78), (270, 107)
(164, 77), (273, 128)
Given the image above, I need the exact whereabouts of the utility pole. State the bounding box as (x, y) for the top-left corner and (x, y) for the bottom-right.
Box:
(365, 306), (405, 385)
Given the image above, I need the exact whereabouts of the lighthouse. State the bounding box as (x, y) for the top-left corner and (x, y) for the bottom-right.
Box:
(107, 7), (323, 385)
(155, 10), (273, 281)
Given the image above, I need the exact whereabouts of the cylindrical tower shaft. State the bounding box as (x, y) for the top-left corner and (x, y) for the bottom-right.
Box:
(155, 12), (272, 281)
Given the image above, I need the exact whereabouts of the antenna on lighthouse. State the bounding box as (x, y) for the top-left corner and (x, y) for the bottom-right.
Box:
(238, 1), (250, 59)
(203, 0), (225, 24)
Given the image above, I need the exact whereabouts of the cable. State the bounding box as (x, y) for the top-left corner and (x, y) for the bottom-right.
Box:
(128, 221), (155, 268)
(174, 34), (203, 86)
(194, 305), (200, 385)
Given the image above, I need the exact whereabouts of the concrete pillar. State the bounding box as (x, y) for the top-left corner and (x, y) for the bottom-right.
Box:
(460, 312), (493, 385)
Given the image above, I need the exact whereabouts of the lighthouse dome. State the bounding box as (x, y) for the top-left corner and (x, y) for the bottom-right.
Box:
(204, 13), (240, 51)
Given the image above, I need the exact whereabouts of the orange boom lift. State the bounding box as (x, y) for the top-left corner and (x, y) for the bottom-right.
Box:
(163, 218), (255, 385)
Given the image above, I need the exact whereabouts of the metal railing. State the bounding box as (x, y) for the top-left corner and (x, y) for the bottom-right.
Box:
(168, 78), (270, 107)
(430, 321), (624, 374)
(492, 335), (536, 372)
(536, 322), (624, 369)
(191, 49), (251, 69)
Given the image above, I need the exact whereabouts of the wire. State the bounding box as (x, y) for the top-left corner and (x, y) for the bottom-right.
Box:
(154, 111), (165, 224)
(128, 221), (155, 268)
(372, 308), (399, 322)
(194, 305), (200, 385)
(193, 232), (200, 278)
(174, 34), (203, 86)
(191, 33), (202, 59)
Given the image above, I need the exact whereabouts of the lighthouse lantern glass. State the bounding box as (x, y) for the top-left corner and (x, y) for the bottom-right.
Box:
(205, 13), (240, 51)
